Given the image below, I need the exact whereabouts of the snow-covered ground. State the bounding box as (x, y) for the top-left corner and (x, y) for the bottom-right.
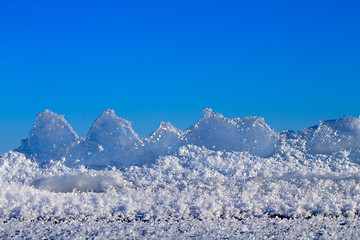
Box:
(2, 216), (360, 239)
(2, 109), (360, 238)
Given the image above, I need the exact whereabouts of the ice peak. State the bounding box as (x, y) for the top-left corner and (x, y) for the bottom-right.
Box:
(158, 122), (171, 131)
(42, 109), (53, 114)
(185, 109), (276, 157)
(310, 115), (360, 132)
(33, 109), (77, 135)
(36, 109), (63, 121)
(202, 108), (224, 119)
(150, 122), (183, 139)
(87, 109), (141, 148)
(159, 122), (180, 132)
(91, 109), (132, 128)
(102, 109), (116, 116)
(202, 108), (213, 114)
(17, 110), (78, 162)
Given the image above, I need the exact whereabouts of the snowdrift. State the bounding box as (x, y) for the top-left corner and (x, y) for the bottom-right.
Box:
(1, 109), (360, 222)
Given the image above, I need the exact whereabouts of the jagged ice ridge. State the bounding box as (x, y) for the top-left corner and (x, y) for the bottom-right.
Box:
(16, 108), (360, 168)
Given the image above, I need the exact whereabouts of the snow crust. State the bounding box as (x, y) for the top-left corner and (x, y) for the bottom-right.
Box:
(3, 109), (360, 237)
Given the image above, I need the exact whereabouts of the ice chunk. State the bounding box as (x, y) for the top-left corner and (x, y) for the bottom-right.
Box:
(87, 109), (141, 149)
(144, 122), (184, 156)
(184, 109), (277, 157)
(65, 110), (144, 168)
(16, 110), (78, 164)
(301, 116), (360, 154)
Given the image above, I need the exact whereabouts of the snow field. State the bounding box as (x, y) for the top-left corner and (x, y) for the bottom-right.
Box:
(2, 144), (360, 222)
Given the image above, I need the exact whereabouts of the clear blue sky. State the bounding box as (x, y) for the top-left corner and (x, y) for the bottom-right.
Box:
(1, 0), (360, 154)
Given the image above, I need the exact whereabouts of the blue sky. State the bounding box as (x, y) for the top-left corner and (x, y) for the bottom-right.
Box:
(1, 0), (360, 154)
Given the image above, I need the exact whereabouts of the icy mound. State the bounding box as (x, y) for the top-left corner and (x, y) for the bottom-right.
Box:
(87, 109), (141, 149)
(301, 116), (360, 155)
(65, 109), (143, 168)
(143, 122), (184, 156)
(16, 110), (78, 165)
(184, 109), (277, 157)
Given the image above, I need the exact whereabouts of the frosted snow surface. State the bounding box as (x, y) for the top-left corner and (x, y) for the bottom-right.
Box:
(3, 109), (360, 238)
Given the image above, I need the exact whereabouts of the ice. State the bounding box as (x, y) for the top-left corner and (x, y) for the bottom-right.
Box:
(32, 174), (121, 193)
(16, 110), (78, 166)
(16, 109), (280, 168)
(184, 108), (277, 157)
(14, 108), (360, 168)
(65, 109), (144, 168)
(301, 116), (360, 154)
(3, 109), (360, 237)
(143, 121), (184, 158)
(87, 109), (141, 149)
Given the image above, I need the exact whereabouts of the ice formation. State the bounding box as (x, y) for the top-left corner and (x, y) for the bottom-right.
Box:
(300, 116), (360, 154)
(16, 110), (78, 165)
(64, 109), (144, 168)
(184, 109), (277, 157)
(2, 109), (360, 238)
(16, 108), (360, 169)
(143, 121), (184, 157)
(16, 108), (283, 168)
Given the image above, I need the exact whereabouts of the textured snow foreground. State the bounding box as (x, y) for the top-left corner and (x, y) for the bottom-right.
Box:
(2, 109), (360, 238)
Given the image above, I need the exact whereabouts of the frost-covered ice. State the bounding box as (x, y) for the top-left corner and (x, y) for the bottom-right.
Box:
(16, 110), (78, 165)
(184, 109), (277, 157)
(2, 109), (360, 238)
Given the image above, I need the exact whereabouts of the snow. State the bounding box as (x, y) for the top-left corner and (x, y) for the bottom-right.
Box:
(2, 109), (360, 238)
(2, 216), (360, 239)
